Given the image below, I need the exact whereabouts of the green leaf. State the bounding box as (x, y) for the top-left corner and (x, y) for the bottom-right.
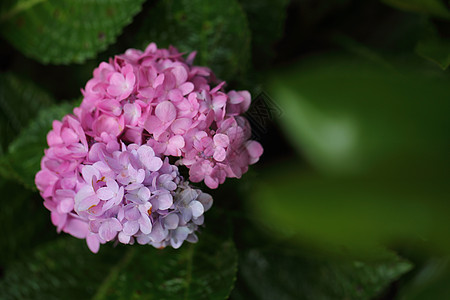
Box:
(381, 0), (450, 19)
(0, 102), (74, 189)
(0, 238), (126, 300)
(0, 233), (237, 300)
(415, 22), (450, 70)
(0, 178), (56, 269)
(0, 72), (53, 154)
(239, 0), (289, 67)
(267, 54), (450, 175)
(133, 0), (251, 81)
(398, 257), (450, 299)
(236, 247), (412, 300)
(249, 166), (450, 254)
(0, 0), (145, 64)
(94, 234), (237, 299)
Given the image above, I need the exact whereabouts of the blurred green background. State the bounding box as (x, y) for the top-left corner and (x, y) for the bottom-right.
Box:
(0, 0), (449, 299)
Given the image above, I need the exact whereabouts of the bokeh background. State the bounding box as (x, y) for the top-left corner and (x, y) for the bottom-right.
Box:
(0, 0), (449, 299)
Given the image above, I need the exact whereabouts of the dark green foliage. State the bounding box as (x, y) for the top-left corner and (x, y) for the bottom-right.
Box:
(0, 238), (126, 300)
(235, 248), (412, 300)
(382, 0), (450, 19)
(133, 0), (251, 81)
(0, 233), (237, 300)
(0, 1), (449, 299)
(0, 0), (145, 64)
(0, 179), (56, 270)
(94, 234), (237, 299)
(0, 73), (53, 154)
(268, 54), (450, 175)
(239, 0), (290, 67)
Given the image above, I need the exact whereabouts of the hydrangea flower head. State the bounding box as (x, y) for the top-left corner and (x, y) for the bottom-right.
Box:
(77, 43), (263, 188)
(35, 43), (262, 253)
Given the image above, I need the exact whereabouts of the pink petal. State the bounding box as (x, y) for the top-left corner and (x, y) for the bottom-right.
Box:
(213, 147), (227, 162)
(138, 186), (151, 201)
(157, 193), (173, 210)
(213, 133), (230, 148)
(164, 214), (179, 230)
(169, 135), (185, 149)
(86, 234), (100, 253)
(143, 115), (161, 133)
(171, 118), (192, 135)
(179, 82), (194, 95)
(171, 65), (188, 85)
(123, 221), (140, 236)
(97, 187), (114, 200)
(155, 101), (176, 123)
(64, 218), (89, 239)
(58, 198), (74, 214)
(77, 194), (100, 212)
(137, 145), (163, 171)
(138, 216), (152, 234)
(99, 218), (122, 241)
(81, 165), (100, 185)
(98, 99), (122, 116)
(246, 140), (263, 164)
(168, 89), (183, 102)
(189, 200), (204, 218)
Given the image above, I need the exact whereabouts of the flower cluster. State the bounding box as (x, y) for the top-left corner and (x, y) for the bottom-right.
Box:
(35, 43), (262, 253)
(76, 43), (263, 188)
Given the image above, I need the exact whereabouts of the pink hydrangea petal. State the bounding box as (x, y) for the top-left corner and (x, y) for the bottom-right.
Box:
(98, 99), (122, 116)
(189, 200), (204, 218)
(143, 115), (161, 133)
(64, 218), (89, 239)
(118, 232), (131, 244)
(99, 218), (122, 241)
(213, 133), (230, 148)
(164, 214), (179, 230)
(213, 147), (226, 162)
(137, 145), (163, 171)
(81, 165), (100, 185)
(171, 118), (192, 135)
(246, 140), (263, 164)
(139, 216), (152, 234)
(125, 207), (141, 220)
(87, 234), (100, 253)
(179, 82), (194, 95)
(155, 101), (176, 123)
(97, 187), (114, 200)
(123, 221), (140, 236)
(138, 186), (151, 201)
(58, 198), (74, 214)
(168, 89), (183, 101)
(157, 193), (173, 210)
(171, 65), (188, 85)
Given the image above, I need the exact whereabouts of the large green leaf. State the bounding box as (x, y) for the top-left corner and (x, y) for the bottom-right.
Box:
(133, 0), (251, 81)
(0, 72), (53, 154)
(0, 233), (237, 299)
(0, 178), (56, 270)
(94, 233), (237, 299)
(0, 238), (125, 300)
(415, 21), (450, 70)
(249, 165), (450, 254)
(398, 257), (450, 299)
(267, 54), (450, 175)
(381, 0), (450, 19)
(0, 0), (145, 64)
(234, 247), (412, 300)
(0, 102), (74, 189)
